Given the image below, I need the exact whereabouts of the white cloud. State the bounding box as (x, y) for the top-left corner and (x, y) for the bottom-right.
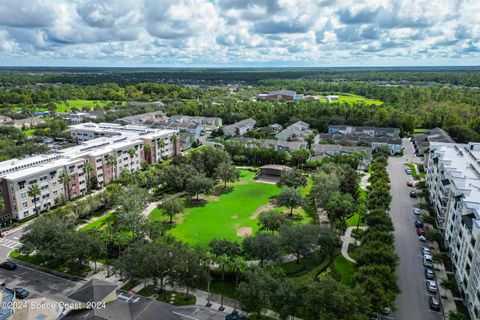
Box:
(0, 0), (478, 66)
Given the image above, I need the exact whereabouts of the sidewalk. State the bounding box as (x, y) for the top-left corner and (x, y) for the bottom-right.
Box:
(140, 191), (186, 217)
(340, 226), (367, 263)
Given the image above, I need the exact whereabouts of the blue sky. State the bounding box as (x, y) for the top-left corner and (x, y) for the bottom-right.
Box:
(0, 0), (478, 67)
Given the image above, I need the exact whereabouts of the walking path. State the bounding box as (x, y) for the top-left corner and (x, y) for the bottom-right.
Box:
(359, 172), (370, 191)
(340, 226), (367, 263)
(140, 191), (186, 217)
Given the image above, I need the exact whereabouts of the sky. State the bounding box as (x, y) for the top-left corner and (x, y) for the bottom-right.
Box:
(0, 0), (479, 67)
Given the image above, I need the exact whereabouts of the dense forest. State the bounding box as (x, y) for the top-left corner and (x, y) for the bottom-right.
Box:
(1, 67), (480, 86)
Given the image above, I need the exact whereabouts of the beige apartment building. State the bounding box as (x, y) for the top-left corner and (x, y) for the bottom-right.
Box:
(0, 123), (178, 220)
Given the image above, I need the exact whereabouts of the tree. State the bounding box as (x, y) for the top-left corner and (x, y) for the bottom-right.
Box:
(317, 227), (340, 257)
(159, 197), (183, 224)
(237, 267), (276, 317)
(277, 187), (305, 216)
(157, 139), (166, 160)
(354, 265), (400, 313)
(27, 184), (41, 216)
(356, 242), (399, 269)
(301, 279), (370, 320)
(127, 147), (136, 172)
(59, 170), (71, 201)
(83, 230), (106, 273)
(209, 239), (240, 310)
(290, 149), (310, 167)
(279, 224), (320, 263)
(270, 278), (302, 320)
(214, 160), (239, 188)
(258, 210), (290, 233)
(324, 191), (354, 230)
(0, 198), (4, 212)
(427, 229), (443, 244)
(160, 163), (198, 192)
(83, 161), (94, 192)
(186, 173), (214, 201)
(228, 256), (247, 312)
(106, 154), (118, 180)
(114, 185), (149, 238)
(243, 233), (281, 266)
(175, 246), (209, 294)
(447, 311), (467, 320)
(278, 168), (307, 189)
(310, 171), (340, 207)
(305, 133), (316, 149)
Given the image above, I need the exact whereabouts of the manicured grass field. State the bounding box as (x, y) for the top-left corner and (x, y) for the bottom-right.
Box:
(333, 255), (358, 286)
(346, 213), (364, 227)
(157, 170), (313, 246)
(55, 99), (125, 112)
(321, 93), (383, 106)
(79, 212), (113, 232)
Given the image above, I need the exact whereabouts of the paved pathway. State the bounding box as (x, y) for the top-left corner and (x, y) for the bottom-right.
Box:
(340, 226), (367, 263)
(141, 191), (186, 217)
(359, 172), (371, 191)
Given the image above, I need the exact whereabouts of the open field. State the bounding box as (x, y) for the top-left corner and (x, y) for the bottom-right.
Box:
(151, 169), (313, 246)
(319, 93), (383, 106)
(333, 255), (358, 286)
(55, 99), (125, 112)
(79, 212), (113, 232)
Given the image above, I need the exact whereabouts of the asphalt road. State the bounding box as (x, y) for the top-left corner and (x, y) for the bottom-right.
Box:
(388, 139), (443, 320)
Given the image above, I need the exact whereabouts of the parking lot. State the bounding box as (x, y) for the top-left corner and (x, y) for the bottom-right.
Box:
(388, 139), (443, 320)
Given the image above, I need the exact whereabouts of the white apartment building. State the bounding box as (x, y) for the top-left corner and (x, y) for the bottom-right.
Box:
(0, 123), (178, 220)
(426, 142), (480, 319)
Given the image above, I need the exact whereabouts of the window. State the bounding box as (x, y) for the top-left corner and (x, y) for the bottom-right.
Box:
(23, 210), (29, 216)
(22, 202), (27, 208)
(20, 192), (26, 198)
(41, 185), (48, 190)
(472, 238), (477, 248)
(28, 179), (37, 185)
(40, 176), (47, 181)
(42, 194), (50, 199)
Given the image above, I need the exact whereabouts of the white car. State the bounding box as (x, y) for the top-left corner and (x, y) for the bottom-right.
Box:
(426, 280), (438, 293)
(413, 207), (421, 215)
(422, 247), (431, 256)
(419, 235), (427, 242)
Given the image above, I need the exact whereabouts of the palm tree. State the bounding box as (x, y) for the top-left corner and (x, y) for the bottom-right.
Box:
(170, 134), (177, 155)
(83, 161), (93, 192)
(143, 143), (152, 163)
(157, 139), (166, 161)
(59, 170), (71, 201)
(229, 256), (246, 313)
(27, 184), (41, 217)
(127, 147), (136, 172)
(106, 154), (117, 181)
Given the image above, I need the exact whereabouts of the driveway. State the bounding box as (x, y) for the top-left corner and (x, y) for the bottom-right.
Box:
(388, 138), (443, 320)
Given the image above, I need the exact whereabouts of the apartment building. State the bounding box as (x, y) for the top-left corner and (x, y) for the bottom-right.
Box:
(0, 123), (178, 220)
(426, 142), (480, 319)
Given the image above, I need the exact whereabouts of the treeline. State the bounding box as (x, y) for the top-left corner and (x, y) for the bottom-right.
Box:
(1, 67), (480, 86)
(354, 150), (400, 312)
(0, 126), (50, 161)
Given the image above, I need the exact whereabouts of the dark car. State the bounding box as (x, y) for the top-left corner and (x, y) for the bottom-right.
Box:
(407, 181), (413, 187)
(410, 191), (417, 198)
(417, 227), (426, 236)
(415, 220), (424, 228)
(225, 313), (247, 320)
(13, 288), (29, 299)
(425, 268), (435, 280)
(0, 261), (17, 270)
(429, 296), (440, 310)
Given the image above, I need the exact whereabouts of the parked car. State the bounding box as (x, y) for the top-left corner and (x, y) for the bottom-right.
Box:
(407, 180), (413, 187)
(405, 168), (412, 175)
(424, 257), (434, 269)
(225, 313), (247, 320)
(425, 268), (435, 280)
(0, 261), (17, 270)
(417, 227), (426, 236)
(13, 288), (29, 299)
(422, 247), (431, 256)
(426, 280), (438, 293)
(410, 191), (417, 198)
(381, 307), (392, 315)
(429, 296), (441, 310)
(415, 220), (424, 228)
(413, 207), (421, 215)
(419, 235), (427, 242)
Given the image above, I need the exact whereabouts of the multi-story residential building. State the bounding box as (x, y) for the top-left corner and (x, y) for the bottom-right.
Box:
(412, 127), (454, 156)
(317, 133), (403, 155)
(426, 142), (480, 320)
(275, 121), (313, 142)
(0, 123), (178, 221)
(328, 125), (400, 138)
(222, 118), (256, 137)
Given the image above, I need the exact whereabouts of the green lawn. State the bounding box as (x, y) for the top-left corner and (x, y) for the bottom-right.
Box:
(55, 99), (125, 112)
(22, 129), (35, 136)
(79, 212), (113, 232)
(346, 213), (364, 227)
(333, 255), (358, 286)
(157, 170), (312, 246)
(321, 94), (383, 106)
(413, 128), (428, 133)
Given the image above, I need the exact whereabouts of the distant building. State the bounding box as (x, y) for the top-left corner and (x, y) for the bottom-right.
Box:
(0, 115), (12, 124)
(268, 123), (283, 134)
(312, 144), (372, 158)
(222, 118), (256, 137)
(276, 121), (313, 142)
(235, 138), (308, 152)
(265, 90), (302, 101)
(10, 117), (45, 129)
(317, 133), (402, 155)
(328, 125), (400, 138)
(327, 95), (339, 102)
